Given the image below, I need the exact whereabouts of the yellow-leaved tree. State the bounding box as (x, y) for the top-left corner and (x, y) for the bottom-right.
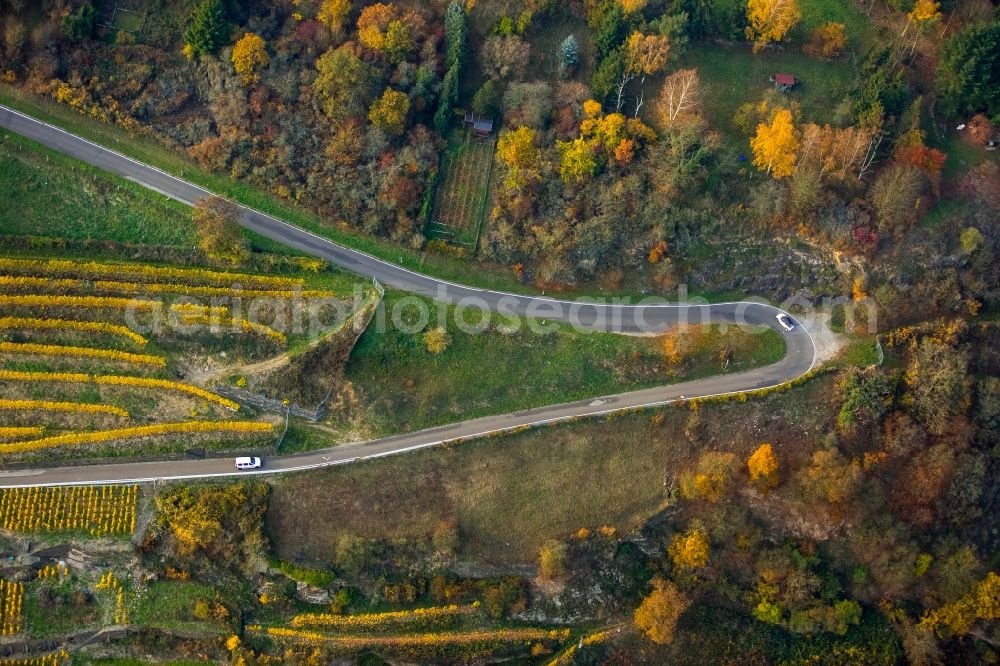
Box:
(557, 138), (598, 184)
(751, 108), (799, 178)
(318, 0), (351, 31)
(902, 0), (940, 50)
(920, 572), (1000, 637)
(616, 31), (671, 113)
(634, 577), (691, 644)
(368, 87), (409, 135)
(617, 0), (648, 14)
(679, 451), (737, 502)
(747, 443), (780, 489)
(745, 0), (801, 52)
(496, 126), (541, 191)
(668, 524), (710, 569)
(357, 2), (396, 51)
(804, 22), (847, 59)
(231, 33), (268, 86)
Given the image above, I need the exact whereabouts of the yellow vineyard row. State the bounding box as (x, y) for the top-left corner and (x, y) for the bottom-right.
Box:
(0, 275), (334, 301)
(0, 399), (128, 418)
(0, 294), (161, 311)
(0, 316), (148, 345)
(0, 427), (43, 442)
(0, 651), (69, 666)
(0, 276), (79, 290)
(0, 420), (274, 454)
(96, 571), (128, 624)
(0, 341), (165, 368)
(0, 579), (23, 635)
(178, 314), (286, 343)
(0, 485), (137, 536)
(0, 370), (240, 411)
(168, 302), (230, 317)
(257, 626), (570, 648)
(0, 257), (303, 289)
(290, 604), (470, 629)
(0, 295), (232, 319)
(94, 280), (334, 300)
(0, 296), (284, 343)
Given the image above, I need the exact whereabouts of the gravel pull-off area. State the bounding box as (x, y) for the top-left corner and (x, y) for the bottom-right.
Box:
(798, 312), (847, 367)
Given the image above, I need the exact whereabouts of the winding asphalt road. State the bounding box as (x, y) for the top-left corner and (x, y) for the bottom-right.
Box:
(0, 104), (816, 487)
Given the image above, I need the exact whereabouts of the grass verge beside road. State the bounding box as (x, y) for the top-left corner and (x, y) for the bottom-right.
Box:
(337, 291), (786, 437)
(0, 129), (197, 246)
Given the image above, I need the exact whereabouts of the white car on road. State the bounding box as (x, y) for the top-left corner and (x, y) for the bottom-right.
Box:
(775, 313), (796, 332)
(235, 456), (262, 470)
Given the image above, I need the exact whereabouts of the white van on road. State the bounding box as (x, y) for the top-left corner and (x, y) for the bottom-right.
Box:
(235, 456), (262, 470)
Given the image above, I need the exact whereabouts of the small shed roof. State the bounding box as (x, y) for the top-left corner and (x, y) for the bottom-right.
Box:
(773, 73), (797, 86)
(474, 117), (493, 133)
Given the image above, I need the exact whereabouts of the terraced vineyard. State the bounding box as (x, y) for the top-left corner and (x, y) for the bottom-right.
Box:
(0, 255), (356, 461)
(0, 485), (137, 536)
(250, 603), (573, 661)
(0, 653), (68, 666)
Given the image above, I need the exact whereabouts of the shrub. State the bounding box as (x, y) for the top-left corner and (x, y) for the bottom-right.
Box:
(423, 327), (451, 354)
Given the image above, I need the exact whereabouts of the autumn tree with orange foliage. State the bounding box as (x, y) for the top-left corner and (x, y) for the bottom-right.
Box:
(798, 448), (861, 503)
(680, 451), (737, 502)
(893, 130), (946, 195)
(357, 2), (413, 60)
(634, 578), (691, 644)
(648, 240), (668, 263)
(747, 443), (779, 489)
(965, 114), (994, 146)
(660, 326), (686, 370)
(617, 0), (647, 14)
(803, 22), (846, 59)
(797, 123), (877, 183)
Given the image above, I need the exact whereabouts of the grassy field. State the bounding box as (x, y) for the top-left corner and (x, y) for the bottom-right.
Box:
(24, 577), (103, 637)
(795, 0), (875, 45)
(427, 134), (495, 249)
(130, 580), (224, 633)
(338, 291), (785, 436)
(268, 372), (836, 564)
(678, 44), (859, 139)
(0, 129), (197, 246)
